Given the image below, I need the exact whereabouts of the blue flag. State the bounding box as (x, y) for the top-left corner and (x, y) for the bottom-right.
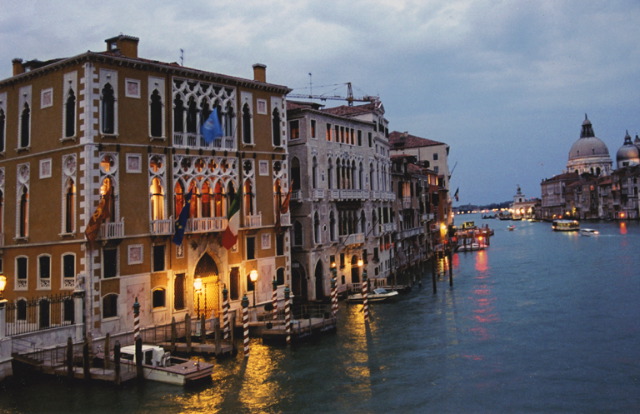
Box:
(173, 191), (192, 245)
(201, 108), (224, 144)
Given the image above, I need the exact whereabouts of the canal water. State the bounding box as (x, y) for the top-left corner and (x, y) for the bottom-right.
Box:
(1, 215), (639, 413)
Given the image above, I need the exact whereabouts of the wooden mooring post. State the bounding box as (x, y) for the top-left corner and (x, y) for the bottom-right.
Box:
(114, 341), (121, 385)
(66, 337), (74, 378)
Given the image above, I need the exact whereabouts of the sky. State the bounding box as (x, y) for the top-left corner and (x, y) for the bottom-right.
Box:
(1, 0), (639, 205)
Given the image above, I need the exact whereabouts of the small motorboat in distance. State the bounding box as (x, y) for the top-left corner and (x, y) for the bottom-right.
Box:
(580, 228), (599, 236)
(347, 288), (399, 303)
(507, 225), (516, 231)
(103, 344), (213, 385)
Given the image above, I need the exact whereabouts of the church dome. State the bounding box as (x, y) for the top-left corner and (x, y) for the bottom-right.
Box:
(616, 131), (640, 168)
(566, 115), (612, 176)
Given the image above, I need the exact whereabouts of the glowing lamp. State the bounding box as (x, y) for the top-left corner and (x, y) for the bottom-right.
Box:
(193, 277), (203, 292)
(357, 259), (364, 268)
(0, 274), (6, 298)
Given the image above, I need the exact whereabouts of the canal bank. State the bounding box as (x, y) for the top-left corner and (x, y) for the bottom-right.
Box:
(1, 215), (639, 413)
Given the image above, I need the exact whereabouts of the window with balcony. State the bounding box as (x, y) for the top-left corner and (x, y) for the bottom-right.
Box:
(38, 255), (51, 289)
(16, 256), (28, 289)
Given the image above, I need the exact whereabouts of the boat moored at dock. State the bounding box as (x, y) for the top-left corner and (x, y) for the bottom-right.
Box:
(108, 344), (213, 386)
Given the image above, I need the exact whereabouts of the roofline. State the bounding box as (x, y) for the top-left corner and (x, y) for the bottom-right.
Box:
(1, 51), (292, 94)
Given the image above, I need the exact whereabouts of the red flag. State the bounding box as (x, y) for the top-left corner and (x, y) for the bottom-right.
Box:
(280, 181), (292, 214)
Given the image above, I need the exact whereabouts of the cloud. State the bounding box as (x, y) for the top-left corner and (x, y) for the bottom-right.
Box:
(1, 0), (639, 204)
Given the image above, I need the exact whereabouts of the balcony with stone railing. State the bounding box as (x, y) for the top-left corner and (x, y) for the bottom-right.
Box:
(341, 232), (365, 246)
(100, 219), (125, 239)
(150, 217), (174, 236)
(187, 217), (227, 233)
(173, 133), (237, 152)
(244, 213), (262, 229)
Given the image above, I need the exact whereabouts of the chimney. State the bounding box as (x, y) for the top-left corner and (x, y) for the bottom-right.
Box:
(12, 58), (24, 76)
(253, 63), (266, 82)
(105, 35), (140, 58)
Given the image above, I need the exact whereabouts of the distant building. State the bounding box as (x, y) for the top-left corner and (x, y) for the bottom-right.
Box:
(286, 99), (394, 299)
(541, 116), (640, 220)
(509, 186), (539, 219)
(389, 131), (453, 227)
(0, 35), (291, 344)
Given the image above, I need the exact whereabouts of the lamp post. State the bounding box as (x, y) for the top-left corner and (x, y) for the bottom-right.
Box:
(249, 270), (258, 308)
(194, 277), (203, 319)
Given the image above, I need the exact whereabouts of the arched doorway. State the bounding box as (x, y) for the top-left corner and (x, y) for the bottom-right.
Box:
(314, 260), (325, 301)
(194, 253), (220, 318)
(291, 261), (308, 302)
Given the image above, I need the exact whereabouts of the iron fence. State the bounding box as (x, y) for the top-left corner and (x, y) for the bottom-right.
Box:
(4, 293), (75, 336)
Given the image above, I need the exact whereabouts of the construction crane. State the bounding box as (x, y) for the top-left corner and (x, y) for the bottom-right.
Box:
(288, 74), (377, 106)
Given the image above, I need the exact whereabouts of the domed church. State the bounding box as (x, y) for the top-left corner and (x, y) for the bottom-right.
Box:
(566, 114), (612, 176)
(616, 130), (640, 168)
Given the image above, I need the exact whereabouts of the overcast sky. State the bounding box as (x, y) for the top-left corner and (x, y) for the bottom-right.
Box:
(2, 0), (639, 205)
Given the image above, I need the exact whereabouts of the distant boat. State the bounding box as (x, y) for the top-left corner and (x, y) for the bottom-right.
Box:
(580, 228), (599, 236)
(347, 288), (399, 303)
(552, 219), (580, 231)
(507, 225), (516, 231)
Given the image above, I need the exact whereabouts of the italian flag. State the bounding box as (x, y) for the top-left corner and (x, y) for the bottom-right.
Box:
(222, 190), (242, 249)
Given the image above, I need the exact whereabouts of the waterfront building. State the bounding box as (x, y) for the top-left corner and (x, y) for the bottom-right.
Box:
(389, 155), (441, 275)
(389, 131), (453, 229)
(285, 100), (394, 300)
(541, 117), (640, 220)
(0, 35), (291, 346)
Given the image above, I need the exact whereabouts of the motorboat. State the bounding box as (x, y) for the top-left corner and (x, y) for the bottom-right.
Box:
(347, 287), (399, 303)
(507, 225), (516, 231)
(580, 228), (599, 236)
(107, 344), (213, 385)
(552, 219), (580, 231)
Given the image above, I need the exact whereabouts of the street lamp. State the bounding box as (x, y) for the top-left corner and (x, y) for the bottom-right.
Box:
(249, 270), (259, 307)
(194, 277), (203, 318)
(0, 274), (6, 299)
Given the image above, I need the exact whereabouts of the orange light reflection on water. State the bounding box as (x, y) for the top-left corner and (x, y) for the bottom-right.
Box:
(620, 221), (627, 235)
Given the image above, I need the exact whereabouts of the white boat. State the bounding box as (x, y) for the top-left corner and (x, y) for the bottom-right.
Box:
(113, 344), (213, 385)
(347, 287), (399, 303)
(580, 228), (599, 236)
(507, 225), (516, 231)
(552, 219), (580, 231)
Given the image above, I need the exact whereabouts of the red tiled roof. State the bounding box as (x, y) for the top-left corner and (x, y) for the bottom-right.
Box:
(388, 131), (446, 148)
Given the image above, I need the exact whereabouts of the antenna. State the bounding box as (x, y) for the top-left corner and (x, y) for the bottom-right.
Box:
(180, 49), (184, 66)
(308, 73), (312, 96)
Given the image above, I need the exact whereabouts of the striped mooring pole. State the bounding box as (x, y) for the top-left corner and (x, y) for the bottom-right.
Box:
(284, 285), (292, 345)
(362, 269), (369, 322)
(241, 294), (249, 357)
(331, 274), (338, 318)
(272, 278), (278, 321)
(222, 284), (230, 340)
(133, 297), (140, 341)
